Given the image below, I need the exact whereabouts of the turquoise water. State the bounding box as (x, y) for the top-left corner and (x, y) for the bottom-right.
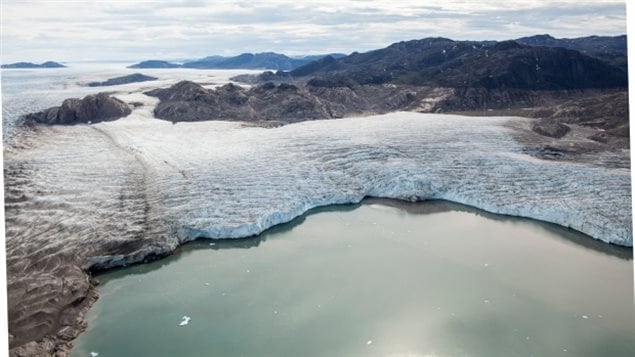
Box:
(71, 199), (634, 357)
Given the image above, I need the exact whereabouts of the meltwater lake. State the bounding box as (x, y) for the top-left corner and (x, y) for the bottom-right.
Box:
(70, 199), (634, 357)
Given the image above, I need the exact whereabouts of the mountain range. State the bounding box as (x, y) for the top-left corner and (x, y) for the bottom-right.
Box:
(278, 37), (627, 90)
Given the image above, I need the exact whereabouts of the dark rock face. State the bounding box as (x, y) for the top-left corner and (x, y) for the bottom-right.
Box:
(1, 61), (66, 69)
(128, 60), (180, 69)
(87, 73), (157, 87)
(25, 93), (132, 125)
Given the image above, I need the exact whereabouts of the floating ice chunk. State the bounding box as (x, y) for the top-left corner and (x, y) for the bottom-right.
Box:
(204, 282), (210, 286)
(367, 340), (373, 345)
(484, 300), (490, 303)
(582, 315), (589, 319)
(484, 263), (489, 267)
(209, 243), (216, 246)
(179, 316), (191, 326)
(90, 352), (99, 357)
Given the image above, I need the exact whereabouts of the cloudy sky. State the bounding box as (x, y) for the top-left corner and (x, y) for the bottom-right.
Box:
(0, 0), (627, 63)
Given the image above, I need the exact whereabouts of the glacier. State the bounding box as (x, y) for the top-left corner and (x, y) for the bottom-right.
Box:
(3, 84), (632, 354)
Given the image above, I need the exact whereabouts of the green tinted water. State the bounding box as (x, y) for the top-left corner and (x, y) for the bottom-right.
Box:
(71, 200), (634, 357)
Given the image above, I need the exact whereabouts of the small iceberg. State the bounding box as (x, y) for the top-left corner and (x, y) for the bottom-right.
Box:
(90, 352), (99, 357)
(179, 316), (191, 327)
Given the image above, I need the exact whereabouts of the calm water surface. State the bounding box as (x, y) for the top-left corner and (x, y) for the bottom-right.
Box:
(71, 199), (634, 357)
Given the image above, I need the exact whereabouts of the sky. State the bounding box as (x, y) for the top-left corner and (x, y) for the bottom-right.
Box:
(0, 0), (627, 63)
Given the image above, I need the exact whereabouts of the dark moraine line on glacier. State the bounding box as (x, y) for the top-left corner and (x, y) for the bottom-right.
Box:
(69, 199), (634, 357)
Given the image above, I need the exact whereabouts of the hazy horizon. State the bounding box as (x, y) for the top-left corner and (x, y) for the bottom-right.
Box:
(0, 0), (627, 64)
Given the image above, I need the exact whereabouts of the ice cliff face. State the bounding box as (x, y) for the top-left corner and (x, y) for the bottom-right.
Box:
(3, 100), (631, 354)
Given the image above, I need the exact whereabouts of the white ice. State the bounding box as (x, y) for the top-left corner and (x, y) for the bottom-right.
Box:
(179, 316), (191, 326)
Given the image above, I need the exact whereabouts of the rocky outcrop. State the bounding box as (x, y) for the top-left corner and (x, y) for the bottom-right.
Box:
(25, 93), (131, 125)
(521, 91), (629, 143)
(542, 91), (629, 129)
(532, 120), (570, 138)
(145, 80), (440, 123)
(87, 73), (157, 87)
(147, 81), (328, 122)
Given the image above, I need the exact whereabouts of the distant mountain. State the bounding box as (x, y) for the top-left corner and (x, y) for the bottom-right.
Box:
(182, 52), (311, 70)
(87, 73), (158, 87)
(128, 60), (180, 69)
(285, 37), (627, 90)
(1, 61), (65, 69)
(129, 53), (343, 70)
(515, 34), (627, 70)
(294, 53), (347, 61)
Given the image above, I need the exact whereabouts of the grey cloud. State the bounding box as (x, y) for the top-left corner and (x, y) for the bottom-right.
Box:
(0, 0), (626, 63)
